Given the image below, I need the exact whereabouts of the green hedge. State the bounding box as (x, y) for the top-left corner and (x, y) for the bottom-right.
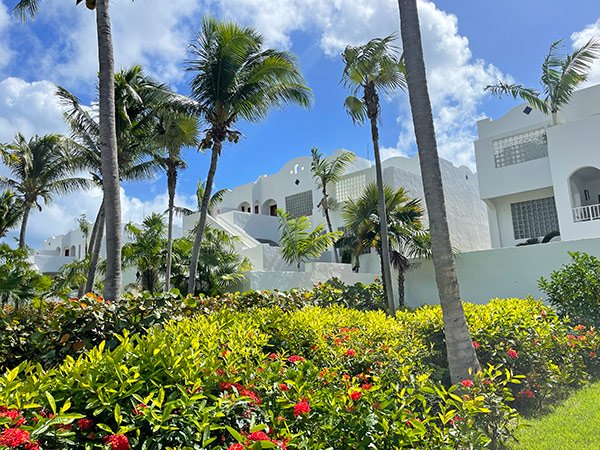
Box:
(1, 296), (599, 449)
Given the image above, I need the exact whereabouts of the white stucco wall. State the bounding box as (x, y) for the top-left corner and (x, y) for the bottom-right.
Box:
(360, 237), (600, 308)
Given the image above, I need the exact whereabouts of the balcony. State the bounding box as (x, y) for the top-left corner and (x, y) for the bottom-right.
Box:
(573, 204), (600, 222)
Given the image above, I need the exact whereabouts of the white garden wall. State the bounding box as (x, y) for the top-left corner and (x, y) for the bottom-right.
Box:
(360, 237), (600, 307)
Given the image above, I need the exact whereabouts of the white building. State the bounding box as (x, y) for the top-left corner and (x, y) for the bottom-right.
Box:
(182, 150), (491, 277)
(475, 84), (600, 248)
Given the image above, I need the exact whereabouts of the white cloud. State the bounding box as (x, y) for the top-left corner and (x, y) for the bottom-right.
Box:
(571, 19), (600, 87)
(210, 0), (505, 169)
(0, 77), (66, 143)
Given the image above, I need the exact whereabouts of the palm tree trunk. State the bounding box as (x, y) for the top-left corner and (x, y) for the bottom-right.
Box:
(322, 190), (339, 263)
(188, 141), (221, 294)
(96, 0), (122, 301)
(398, 0), (480, 383)
(87, 199), (103, 258)
(165, 165), (177, 291)
(85, 200), (105, 294)
(18, 202), (32, 249)
(397, 268), (405, 309)
(366, 88), (395, 315)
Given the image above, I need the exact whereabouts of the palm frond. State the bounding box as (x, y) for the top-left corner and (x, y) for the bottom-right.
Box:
(484, 81), (549, 114)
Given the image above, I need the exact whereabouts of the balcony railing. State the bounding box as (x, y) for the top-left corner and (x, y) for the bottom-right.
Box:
(573, 203), (600, 222)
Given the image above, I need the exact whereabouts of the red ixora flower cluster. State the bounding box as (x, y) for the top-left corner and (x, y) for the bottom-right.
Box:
(0, 406), (26, 427)
(345, 348), (356, 357)
(226, 430), (288, 449)
(349, 390), (362, 401)
(507, 349), (518, 359)
(287, 355), (305, 364)
(220, 382), (262, 405)
(77, 418), (94, 431)
(0, 428), (39, 449)
(460, 379), (474, 388)
(518, 389), (535, 399)
(103, 433), (130, 450)
(293, 400), (311, 417)
(472, 341), (481, 349)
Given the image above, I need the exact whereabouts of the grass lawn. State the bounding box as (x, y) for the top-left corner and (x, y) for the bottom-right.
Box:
(511, 381), (600, 449)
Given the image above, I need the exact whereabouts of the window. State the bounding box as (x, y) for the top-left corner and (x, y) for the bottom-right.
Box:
(511, 197), (559, 240)
(493, 129), (548, 168)
(336, 173), (367, 202)
(285, 190), (313, 218)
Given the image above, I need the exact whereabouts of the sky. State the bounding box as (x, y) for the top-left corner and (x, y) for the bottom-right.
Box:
(1, 0), (600, 247)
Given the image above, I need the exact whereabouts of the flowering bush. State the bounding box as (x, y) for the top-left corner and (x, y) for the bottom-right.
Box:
(0, 306), (522, 449)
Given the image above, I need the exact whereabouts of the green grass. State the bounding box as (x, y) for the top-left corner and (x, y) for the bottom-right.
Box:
(511, 381), (600, 449)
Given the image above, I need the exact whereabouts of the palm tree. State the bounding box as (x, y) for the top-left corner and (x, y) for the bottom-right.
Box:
(277, 210), (342, 271)
(341, 35), (406, 314)
(174, 180), (229, 218)
(343, 183), (430, 307)
(310, 147), (355, 263)
(485, 39), (600, 125)
(0, 191), (24, 239)
(0, 133), (90, 248)
(154, 111), (199, 291)
(397, 0), (480, 383)
(57, 67), (166, 293)
(185, 17), (313, 294)
(122, 213), (166, 293)
(15, 0), (126, 300)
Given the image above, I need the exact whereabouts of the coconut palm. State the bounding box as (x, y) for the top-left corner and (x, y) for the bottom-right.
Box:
(310, 147), (355, 263)
(185, 17), (312, 294)
(15, 0), (129, 300)
(0, 133), (90, 248)
(154, 111), (199, 291)
(57, 67), (167, 293)
(122, 213), (166, 293)
(174, 180), (229, 219)
(485, 39), (600, 125)
(343, 183), (430, 307)
(277, 210), (342, 271)
(0, 191), (24, 239)
(397, 0), (480, 383)
(341, 34), (406, 314)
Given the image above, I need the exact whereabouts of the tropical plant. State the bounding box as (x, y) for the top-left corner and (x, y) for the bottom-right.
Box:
(185, 17), (312, 294)
(397, 0), (480, 383)
(15, 0), (127, 301)
(310, 147), (355, 263)
(343, 183), (430, 307)
(174, 181), (229, 220)
(57, 66), (168, 293)
(277, 210), (342, 271)
(52, 256), (90, 298)
(341, 34), (406, 314)
(169, 227), (252, 296)
(154, 111), (199, 292)
(0, 243), (51, 308)
(0, 133), (90, 248)
(0, 190), (24, 239)
(485, 39), (600, 125)
(122, 213), (166, 293)
(76, 214), (91, 256)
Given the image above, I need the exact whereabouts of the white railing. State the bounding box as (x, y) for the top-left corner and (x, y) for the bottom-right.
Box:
(573, 203), (600, 222)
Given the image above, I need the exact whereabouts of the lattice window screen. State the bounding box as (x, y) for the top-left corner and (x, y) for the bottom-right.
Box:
(285, 190), (313, 218)
(493, 129), (548, 168)
(511, 197), (559, 240)
(335, 173), (367, 202)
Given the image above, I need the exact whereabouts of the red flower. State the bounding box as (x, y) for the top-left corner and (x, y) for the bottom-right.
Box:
(269, 353), (278, 360)
(361, 383), (373, 390)
(0, 428), (30, 448)
(0, 407), (25, 426)
(293, 400), (311, 417)
(247, 431), (269, 441)
(345, 348), (356, 357)
(227, 444), (245, 450)
(287, 355), (305, 364)
(349, 391), (362, 401)
(574, 324), (586, 332)
(279, 383), (290, 391)
(25, 441), (40, 450)
(103, 434), (130, 450)
(507, 349), (518, 359)
(460, 379), (474, 388)
(518, 389), (535, 399)
(240, 388), (262, 405)
(220, 382), (232, 391)
(77, 418), (94, 431)
(590, 351), (597, 358)
(472, 341), (480, 349)
(132, 403), (147, 416)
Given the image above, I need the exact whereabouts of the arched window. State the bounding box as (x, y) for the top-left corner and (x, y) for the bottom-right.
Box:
(570, 166), (600, 222)
(262, 199), (278, 216)
(238, 201), (251, 213)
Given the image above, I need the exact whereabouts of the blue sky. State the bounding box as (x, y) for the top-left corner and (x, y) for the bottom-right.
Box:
(1, 0), (600, 246)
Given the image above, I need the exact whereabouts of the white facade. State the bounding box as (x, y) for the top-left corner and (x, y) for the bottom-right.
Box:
(475, 84), (600, 248)
(184, 150), (491, 261)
